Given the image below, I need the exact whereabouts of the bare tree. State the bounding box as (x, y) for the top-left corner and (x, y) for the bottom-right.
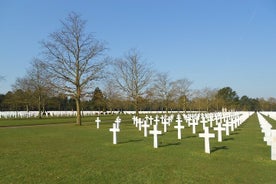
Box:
(13, 58), (50, 118)
(103, 80), (122, 113)
(153, 72), (175, 113)
(171, 78), (192, 112)
(112, 49), (153, 116)
(41, 12), (106, 125)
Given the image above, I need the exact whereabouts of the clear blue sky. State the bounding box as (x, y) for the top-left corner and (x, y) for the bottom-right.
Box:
(1, 0), (276, 98)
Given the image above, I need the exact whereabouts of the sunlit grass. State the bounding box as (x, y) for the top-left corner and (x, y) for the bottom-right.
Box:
(0, 113), (275, 183)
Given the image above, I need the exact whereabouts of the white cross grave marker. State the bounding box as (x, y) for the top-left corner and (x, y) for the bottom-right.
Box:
(199, 127), (215, 154)
(271, 130), (276, 160)
(200, 117), (208, 129)
(162, 118), (170, 133)
(149, 124), (162, 148)
(95, 117), (101, 129)
(190, 119), (198, 134)
(115, 116), (121, 129)
(223, 121), (231, 136)
(109, 123), (120, 144)
(174, 123), (185, 140)
(142, 120), (150, 137)
(214, 123), (226, 142)
(154, 115), (160, 125)
(138, 118), (143, 131)
(149, 116), (154, 125)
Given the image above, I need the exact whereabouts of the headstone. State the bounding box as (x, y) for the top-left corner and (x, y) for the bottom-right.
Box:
(138, 118), (143, 131)
(190, 119), (198, 134)
(149, 116), (154, 125)
(213, 123), (225, 142)
(154, 115), (160, 125)
(132, 116), (136, 125)
(109, 123), (120, 144)
(271, 130), (276, 160)
(142, 119), (150, 137)
(174, 123), (185, 140)
(209, 115), (214, 128)
(162, 118), (170, 133)
(223, 121), (231, 136)
(199, 127), (215, 154)
(200, 117), (208, 129)
(95, 117), (101, 129)
(115, 116), (121, 129)
(149, 124), (162, 148)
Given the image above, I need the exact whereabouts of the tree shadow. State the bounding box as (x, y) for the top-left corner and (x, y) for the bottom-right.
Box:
(159, 142), (181, 147)
(223, 137), (234, 141)
(118, 139), (143, 144)
(169, 129), (177, 133)
(185, 135), (197, 139)
(211, 146), (228, 153)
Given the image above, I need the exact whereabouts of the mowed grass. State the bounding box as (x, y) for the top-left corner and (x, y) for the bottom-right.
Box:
(0, 115), (123, 127)
(0, 113), (276, 184)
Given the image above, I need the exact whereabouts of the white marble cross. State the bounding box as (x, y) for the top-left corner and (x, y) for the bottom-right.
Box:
(230, 119), (235, 132)
(154, 115), (160, 125)
(95, 117), (101, 129)
(160, 115), (165, 124)
(138, 118), (143, 131)
(200, 117), (208, 129)
(149, 116), (154, 125)
(213, 123), (225, 142)
(271, 130), (276, 160)
(162, 118), (170, 133)
(190, 119), (198, 134)
(149, 124), (162, 148)
(174, 123), (185, 140)
(142, 120), (150, 137)
(199, 127), (215, 154)
(132, 116), (136, 125)
(109, 123), (120, 144)
(176, 114), (182, 125)
(223, 121), (231, 136)
(209, 116), (214, 128)
(115, 116), (121, 129)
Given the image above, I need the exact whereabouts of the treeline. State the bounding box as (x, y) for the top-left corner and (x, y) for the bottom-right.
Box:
(1, 86), (275, 112)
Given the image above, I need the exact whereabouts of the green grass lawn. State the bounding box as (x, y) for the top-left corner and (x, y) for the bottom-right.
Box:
(0, 114), (127, 127)
(0, 113), (275, 183)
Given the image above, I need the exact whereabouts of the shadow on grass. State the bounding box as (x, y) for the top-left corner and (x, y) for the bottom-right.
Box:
(211, 146), (228, 153)
(223, 137), (234, 141)
(118, 139), (143, 144)
(169, 129), (177, 133)
(159, 142), (181, 147)
(230, 132), (239, 135)
(185, 135), (197, 139)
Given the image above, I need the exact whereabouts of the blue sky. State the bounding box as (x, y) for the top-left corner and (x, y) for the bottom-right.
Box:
(1, 0), (276, 98)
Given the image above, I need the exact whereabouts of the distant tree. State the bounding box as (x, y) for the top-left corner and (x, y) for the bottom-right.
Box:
(41, 12), (106, 125)
(103, 80), (122, 112)
(12, 59), (50, 118)
(153, 72), (174, 113)
(216, 87), (239, 111)
(91, 87), (106, 111)
(111, 49), (153, 116)
(171, 78), (192, 112)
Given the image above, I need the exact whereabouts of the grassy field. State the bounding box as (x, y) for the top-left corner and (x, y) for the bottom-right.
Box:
(0, 113), (276, 183)
(0, 114), (123, 127)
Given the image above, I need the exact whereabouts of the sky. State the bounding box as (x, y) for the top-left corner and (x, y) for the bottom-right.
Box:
(1, 0), (276, 99)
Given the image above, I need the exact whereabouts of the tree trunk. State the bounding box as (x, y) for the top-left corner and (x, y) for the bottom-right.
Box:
(135, 97), (139, 117)
(38, 95), (42, 119)
(76, 96), (82, 125)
